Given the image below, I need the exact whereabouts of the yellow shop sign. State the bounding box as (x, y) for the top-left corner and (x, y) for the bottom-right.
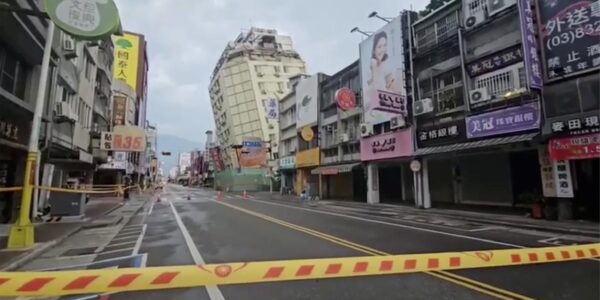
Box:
(296, 148), (320, 168)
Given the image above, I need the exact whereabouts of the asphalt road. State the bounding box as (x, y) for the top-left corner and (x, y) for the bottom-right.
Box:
(110, 184), (600, 300)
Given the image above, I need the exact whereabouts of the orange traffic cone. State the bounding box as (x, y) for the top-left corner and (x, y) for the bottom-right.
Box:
(243, 190), (249, 199)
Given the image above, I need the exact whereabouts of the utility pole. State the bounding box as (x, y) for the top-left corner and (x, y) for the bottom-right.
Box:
(8, 21), (55, 249)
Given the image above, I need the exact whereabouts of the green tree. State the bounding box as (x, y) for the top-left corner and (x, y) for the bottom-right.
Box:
(420, 0), (451, 17)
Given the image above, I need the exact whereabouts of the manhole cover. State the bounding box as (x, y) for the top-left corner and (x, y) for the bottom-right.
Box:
(61, 247), (98, 256)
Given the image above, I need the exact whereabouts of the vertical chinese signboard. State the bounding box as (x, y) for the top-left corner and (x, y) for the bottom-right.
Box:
(112, 33), (140, 90)
(518, 0), (543, 89)
(265, 98), (278, 120)
(538, 147), (574, 198)
(112, 96), (126, 126)
(538, 0), (600, 81)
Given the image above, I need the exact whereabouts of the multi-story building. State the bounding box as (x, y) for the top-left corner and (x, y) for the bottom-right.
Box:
(311, 61), (366, 201)
(410, 0), (545, 209)
(294, 73), (329, 198)
(96, 31), (149, 185)
(48, 32), (106, 192)
(208, 27), (306, 170)
(536, 1), (599, 220)
(358, 11), (416, 205)
(0, 1), (58, 222)
(277, 75), (306, 193)
(178, 152), (192, 175)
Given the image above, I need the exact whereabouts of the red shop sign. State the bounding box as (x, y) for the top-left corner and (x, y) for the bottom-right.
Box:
(335, 87), (356, 111)
(548, 133), (600, 161)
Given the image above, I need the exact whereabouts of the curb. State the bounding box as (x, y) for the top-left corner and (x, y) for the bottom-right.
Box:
(0, 225), (83, 271)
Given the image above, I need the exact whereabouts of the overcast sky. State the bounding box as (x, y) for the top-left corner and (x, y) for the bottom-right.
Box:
(114, 0), (427, 143)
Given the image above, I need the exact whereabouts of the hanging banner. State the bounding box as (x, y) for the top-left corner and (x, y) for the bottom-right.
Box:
(518, 0), (543, 89)
(113, 33), (141, 91)
(44, 0), (121, 40)
(265, 98), (279, 120)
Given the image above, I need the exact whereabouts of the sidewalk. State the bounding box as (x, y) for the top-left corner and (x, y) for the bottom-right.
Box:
(250, 191), (600, 237)
(0, 193), (148, 271)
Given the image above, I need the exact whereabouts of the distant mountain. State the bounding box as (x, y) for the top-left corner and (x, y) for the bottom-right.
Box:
(157, 134), (203, 172)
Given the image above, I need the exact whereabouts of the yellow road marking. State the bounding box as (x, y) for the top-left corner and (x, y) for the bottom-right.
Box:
(215, 200), (535, 300)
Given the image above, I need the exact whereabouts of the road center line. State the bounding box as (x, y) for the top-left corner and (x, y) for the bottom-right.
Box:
(169, 201), (225, 300)
(213, 200), (533, 300)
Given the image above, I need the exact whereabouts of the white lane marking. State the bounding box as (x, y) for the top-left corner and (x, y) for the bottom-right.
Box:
(98, 247), (135, 255)
(148, 200), (155, 215)
(132, 224), (147, 255)
(468, 226), (506, 232)
(247, 199), (600, 263)
(169, 201), (226, 300)
(246, 199), (525, 248)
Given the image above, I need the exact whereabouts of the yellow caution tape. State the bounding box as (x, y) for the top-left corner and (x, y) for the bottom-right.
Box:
(0, 187), (23, 193)
(35, 186), (121, 194)
(0, 243), (597, 297)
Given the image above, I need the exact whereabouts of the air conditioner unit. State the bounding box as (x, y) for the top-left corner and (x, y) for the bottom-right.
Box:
(274, 73), (281, 77)
(390, 115), (406, 129)
(257, 72), (264, 77)
(340, 133), (350, 142)
(487, 0), (516, 16)
(56, 102), (70, 118)
(469, 87), (491, 104)
(326, 125), (333, 132)
(359, 123), (373, 138)
(277, 89), (284, 94)
(465, 10), (486, 30)
(261, 90), (267, 95)
(413, 98), (434, 116)
(63, 36), (75, 51)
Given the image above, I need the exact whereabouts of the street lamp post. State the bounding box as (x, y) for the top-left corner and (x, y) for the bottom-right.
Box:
(350, 27), (372, 37)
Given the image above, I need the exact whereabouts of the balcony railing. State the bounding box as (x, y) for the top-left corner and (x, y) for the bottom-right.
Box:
(474, 62), (524, 98)
(415, 16), (459, 54)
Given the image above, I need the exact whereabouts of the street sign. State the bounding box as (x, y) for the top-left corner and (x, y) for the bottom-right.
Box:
(44, 0), (121, 40)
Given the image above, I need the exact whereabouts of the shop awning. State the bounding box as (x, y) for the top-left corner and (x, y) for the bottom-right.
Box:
(414, 133), (539, 156)
(311, 163), (360, 175)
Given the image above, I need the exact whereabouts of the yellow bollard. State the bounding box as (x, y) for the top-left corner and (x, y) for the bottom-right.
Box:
(7, 152), (37, 249)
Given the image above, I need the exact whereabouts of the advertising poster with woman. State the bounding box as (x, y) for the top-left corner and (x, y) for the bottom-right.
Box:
(359, 16), (407, 125)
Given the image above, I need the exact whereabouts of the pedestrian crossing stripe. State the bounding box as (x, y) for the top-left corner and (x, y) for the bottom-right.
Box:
(0, 243), (598, 297)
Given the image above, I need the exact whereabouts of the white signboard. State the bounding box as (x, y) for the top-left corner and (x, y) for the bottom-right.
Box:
(296, 76), (319, 129)
(265, 98), (279, 120)
(538, 147), (574, 198)
(553, 160), (574, 198)
(359, 16), (407, 126)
